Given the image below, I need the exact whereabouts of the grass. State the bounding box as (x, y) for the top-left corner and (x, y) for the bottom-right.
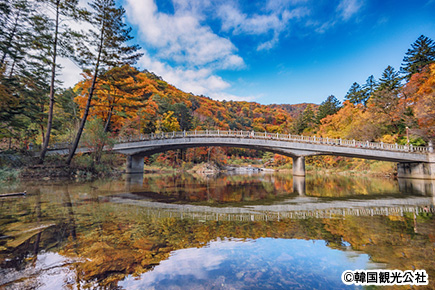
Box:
(0, 167), (21, 183)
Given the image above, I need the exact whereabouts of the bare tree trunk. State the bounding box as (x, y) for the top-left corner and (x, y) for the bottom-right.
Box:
(33, 190), (42, 256)
(39, 123), (44, 142)
(66, 20), (105, 165)
(62, 186), (77, 240)
(39, 0), (60, 163)
(8, 57), (16, 77)
(103, 106), (113, 133)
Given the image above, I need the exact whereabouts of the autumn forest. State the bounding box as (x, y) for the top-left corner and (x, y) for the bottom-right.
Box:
(1, 0), (435, 170)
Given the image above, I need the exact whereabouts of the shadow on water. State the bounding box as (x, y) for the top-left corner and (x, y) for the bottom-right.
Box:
(0, 172), (434, 289)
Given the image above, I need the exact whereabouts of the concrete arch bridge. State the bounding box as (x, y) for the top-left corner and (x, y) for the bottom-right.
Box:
(48, 130), (435, 179)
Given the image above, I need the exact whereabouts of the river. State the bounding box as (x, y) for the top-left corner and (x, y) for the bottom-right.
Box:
(0, 172), (434, 289)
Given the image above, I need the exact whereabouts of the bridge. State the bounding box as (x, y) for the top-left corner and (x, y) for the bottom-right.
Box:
(47, 130), (435, 179)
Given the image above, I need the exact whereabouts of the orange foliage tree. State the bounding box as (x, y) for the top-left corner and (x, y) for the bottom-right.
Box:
(74, 65), (145, 132)
(409, 63), (435, 138)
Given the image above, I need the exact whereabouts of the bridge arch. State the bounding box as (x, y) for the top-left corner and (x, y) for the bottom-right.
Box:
(122, 140), (312, 177)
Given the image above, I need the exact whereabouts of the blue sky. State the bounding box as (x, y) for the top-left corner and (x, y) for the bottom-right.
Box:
(91, 0), (435, 105)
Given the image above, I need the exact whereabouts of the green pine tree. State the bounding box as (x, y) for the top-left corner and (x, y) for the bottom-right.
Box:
(362, 75), (376, 106)
(376, 65), (402, 92)
(344, 82), (365, 105)
(401, 35), (435, 80)
(316, 95), (341, 123)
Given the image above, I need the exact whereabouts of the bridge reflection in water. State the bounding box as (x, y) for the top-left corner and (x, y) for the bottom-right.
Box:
(120, 174), (434, 222)
(124, 172), (435, 197)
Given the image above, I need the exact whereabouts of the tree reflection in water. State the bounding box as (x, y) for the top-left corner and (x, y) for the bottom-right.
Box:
(0, 173), (434, 289)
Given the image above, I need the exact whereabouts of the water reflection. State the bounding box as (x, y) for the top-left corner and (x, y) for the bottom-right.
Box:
(293, 175), (306, 195)
(122, 172), (434, 204)
(0, 173), (434, 289)
(120, 238), (384, 290)
(398, 178), (435, 196)
(124, 173), (144, 187)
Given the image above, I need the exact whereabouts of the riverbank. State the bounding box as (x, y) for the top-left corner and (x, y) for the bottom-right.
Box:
(19, 164), (123, 181)
(0, 150), (397, 182)
(0, 152), (123, 182)
(13, 162), (396, 181)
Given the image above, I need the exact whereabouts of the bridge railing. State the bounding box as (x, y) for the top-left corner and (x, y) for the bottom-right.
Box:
(50, 130), (430, 153)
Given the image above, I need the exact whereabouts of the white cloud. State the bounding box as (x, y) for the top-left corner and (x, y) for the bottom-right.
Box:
(125, 0), (244, 69)
(218, 6), (280, 35)
(58, 58), (83, 88)
(217, 3), (308, 51)
(337, 0), (363, 21)
(266, 0), (309, 11)
(138, 51), (254, 101)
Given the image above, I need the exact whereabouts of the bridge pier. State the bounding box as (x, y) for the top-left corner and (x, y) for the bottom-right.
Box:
(126, 154), (144, 175)
(397, 160), (435, 180)
(292, 156), (305, 177)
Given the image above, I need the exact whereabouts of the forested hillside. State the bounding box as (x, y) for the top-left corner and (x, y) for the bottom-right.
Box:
(73, 66), (298, 137)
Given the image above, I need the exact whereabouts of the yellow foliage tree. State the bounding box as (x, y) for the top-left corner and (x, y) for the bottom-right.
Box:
(156, 111), (181, 133)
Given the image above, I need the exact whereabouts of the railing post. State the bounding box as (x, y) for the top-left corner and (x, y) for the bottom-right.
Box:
(217, 129), (220, 136)
(276, 132), (279, 139)
(183, 130), (186, 137)
(326, 137), (329, 144)
(353, 139), (355, 147)
(410, 144), (413, 152)
(380, 141), (383, 149)
(429, 140), (434, 153)
(339, 138), (342, 145)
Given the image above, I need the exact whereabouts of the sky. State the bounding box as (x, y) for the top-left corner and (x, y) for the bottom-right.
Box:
(63, 0), (435, 105)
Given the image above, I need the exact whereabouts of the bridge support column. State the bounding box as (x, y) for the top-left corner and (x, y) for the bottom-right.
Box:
(292, 156), (305, 177)
(397, 160), (435, 180)
(126, 154), (144, 175)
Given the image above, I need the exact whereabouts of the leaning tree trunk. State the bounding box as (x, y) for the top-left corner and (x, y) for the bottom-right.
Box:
(103, 105), (113, 133)
(66, 20), (105, 165)
(65, 64), (100, 165)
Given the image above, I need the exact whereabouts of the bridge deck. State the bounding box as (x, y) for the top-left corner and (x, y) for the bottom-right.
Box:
(117, 130), (430, 154)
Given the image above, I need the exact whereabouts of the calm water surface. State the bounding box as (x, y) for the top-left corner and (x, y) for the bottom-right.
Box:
(0, 172), (434, 289)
